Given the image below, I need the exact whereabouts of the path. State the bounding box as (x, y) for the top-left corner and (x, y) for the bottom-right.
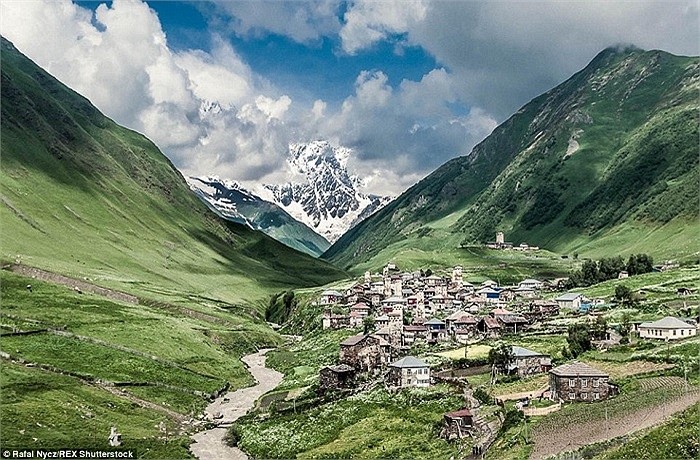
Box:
(189, 349), (283, 460)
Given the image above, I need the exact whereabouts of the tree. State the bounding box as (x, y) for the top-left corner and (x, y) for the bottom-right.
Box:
(619, 312), (632, 339)
(614, 285), (636, 307)
(566, 323), (592, 358)
(282, 291), (295, 317)
(362, 316), (375, 334)
(627, 254), (654, 275)
(592, 315), (608, 340)
(488, 342), (514, 373)
(580, 260), (599, 286)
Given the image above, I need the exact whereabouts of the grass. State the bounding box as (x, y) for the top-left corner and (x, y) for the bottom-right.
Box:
(265, 329), (357, 391)
(0, 333), (223, 394)
(232, 386), (464, 459)
(433, 344), (492, 360)
(0, 361), (193, 458)
(595, 402), (700, 459)
(0, 271), (278, 390)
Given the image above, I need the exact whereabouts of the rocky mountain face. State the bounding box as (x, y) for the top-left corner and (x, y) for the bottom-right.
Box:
(187, 176), (330, 257)
(258, 141), (392, 244)
(324, 47), (699, 269)
(192, 141), (391, 248)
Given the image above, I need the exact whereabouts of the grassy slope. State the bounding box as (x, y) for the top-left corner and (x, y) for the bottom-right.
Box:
(0, 36), (347, 453)
(1, 361), (193, 458)
(234, 386), (463, 459)
(324, 48), (699, 272)
(0, 37), (346, 308)
(595, 402), (699, 459)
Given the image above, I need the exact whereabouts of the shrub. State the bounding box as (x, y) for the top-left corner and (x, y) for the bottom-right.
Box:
(473, 387), (492, 405)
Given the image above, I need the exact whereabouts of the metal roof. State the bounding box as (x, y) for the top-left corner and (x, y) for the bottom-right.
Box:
(511, 346), (547, 357)
(555, 293), (583, 301)
(390, 356), (429, 368)
(550, 361), (608, 377)
(640, 316), (695, 329)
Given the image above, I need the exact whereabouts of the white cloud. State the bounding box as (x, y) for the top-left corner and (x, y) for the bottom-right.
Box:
(2, 0), (696, 199)
(208, 0), (341, 43)
(340, 0), (428, 54)
(0, 0), (292, 181)
(340, 0), (700, 118)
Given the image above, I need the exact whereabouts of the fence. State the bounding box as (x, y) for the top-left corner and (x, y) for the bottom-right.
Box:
(522, 402), (561, 416)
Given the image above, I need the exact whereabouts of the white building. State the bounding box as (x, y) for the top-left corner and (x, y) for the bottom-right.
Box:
(639, 317), (697, 340)
(386, 356), (431, 388)
(555, 293), (583, 310)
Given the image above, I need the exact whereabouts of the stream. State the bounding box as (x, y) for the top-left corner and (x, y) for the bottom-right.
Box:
(190, 349), (283, 460)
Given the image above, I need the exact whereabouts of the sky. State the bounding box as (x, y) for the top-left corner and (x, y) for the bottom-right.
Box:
(1, 0), (698, 195)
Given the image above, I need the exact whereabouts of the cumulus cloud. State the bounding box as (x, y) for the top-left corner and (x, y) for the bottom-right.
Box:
(1, 0), (696, 198)
(0, 0), (293, 181)
(207, 0), (341, 43)
(310, 68), (498, 195)
(340, 1), (700, 118)
(340, 0), (428, 54)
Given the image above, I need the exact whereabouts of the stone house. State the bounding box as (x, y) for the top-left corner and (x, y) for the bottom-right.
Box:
(319, 290), (344, 305)
(319, 364), (356, 393)
(549, 361), (612, 402)
(339, 334), (391, 373)
(507, 346), (551, 377)
(385, 356), (430, 388)
(638, 316), (697, 340)
(322, 309), (350, 330)
(498, 314), (529, 334)
(477, 316), (501, 338)
(424, 318), (447, 343)
(402, 325), (428, 346)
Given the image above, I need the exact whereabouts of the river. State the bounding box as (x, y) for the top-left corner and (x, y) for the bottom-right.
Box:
(190, 349), (283, 460)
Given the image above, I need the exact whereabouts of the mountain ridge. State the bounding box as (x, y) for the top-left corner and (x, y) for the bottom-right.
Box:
(187, 175), (331, 256)
(0, 35), (346, 305)
(323, 47), (699, 270)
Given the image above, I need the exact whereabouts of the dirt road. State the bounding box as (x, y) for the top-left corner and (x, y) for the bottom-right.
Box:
(189, 349), (283, 460)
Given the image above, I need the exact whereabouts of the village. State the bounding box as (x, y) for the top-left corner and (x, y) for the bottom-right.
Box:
(312, 257), (699, 449)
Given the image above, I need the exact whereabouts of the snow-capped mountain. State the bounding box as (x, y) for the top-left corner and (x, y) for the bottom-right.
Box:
(255, 141), (392, 243)
(187, 176), (331, 257)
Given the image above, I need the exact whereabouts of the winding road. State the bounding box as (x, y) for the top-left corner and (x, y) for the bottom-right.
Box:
(190, 349), (283, 460)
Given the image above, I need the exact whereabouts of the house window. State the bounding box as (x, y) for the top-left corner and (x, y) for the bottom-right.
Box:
(673, 330), (676, 336)
(569, 392), (575, 400)
(594, 392), (600, 400)
(682, 329), (685, 335)
(569, 379), (576, 387)
(593, 378), (599, 387)
(582, 392), (587, 399)
(581, 379), (588, 387)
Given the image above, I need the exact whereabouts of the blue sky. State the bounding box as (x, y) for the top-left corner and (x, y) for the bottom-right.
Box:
(79, 0), (441, 107)
(4, 0), (698, 194)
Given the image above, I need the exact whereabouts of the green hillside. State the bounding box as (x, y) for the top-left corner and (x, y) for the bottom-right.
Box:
(324, 47), (699, 272)
(0, 36), (345, 305)
(0, 36), (346, 452)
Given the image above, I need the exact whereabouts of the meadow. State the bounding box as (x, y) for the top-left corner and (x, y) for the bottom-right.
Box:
(232, 386), (464, 459)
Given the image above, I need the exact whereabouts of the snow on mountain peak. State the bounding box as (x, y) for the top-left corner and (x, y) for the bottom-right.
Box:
(261, 141), (391, 243)
(189, 141), (391, 245)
